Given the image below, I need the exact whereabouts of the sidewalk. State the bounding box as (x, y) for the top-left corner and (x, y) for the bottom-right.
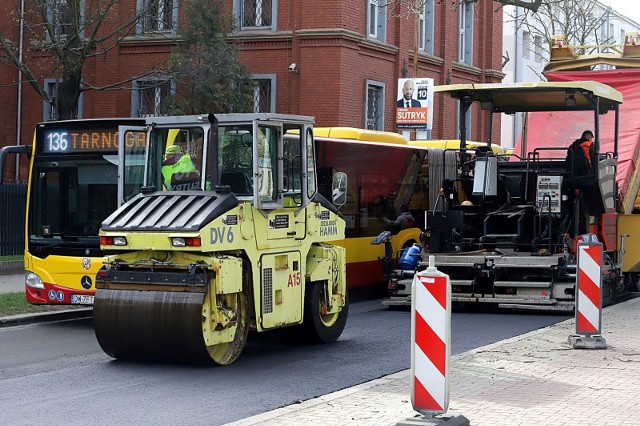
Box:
(0, 273), (25, 294)
(228, 296), (640, 426)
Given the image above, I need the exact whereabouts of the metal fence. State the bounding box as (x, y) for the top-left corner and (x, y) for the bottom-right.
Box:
(0, 182), (27, 256)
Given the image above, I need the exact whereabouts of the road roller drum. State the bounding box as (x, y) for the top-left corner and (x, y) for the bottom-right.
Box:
(93, 289), (212, 363)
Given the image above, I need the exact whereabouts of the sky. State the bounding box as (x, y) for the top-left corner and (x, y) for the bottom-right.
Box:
(599, 0), (640, 25)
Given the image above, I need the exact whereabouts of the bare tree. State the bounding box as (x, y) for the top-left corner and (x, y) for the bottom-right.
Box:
(0, 0), (170, 120)
(506, 0), (613, 70)
(382, 0), (543, 16)
(164, 0), (254, 115)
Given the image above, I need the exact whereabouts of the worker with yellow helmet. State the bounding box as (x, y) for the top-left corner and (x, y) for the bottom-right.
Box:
(162, 143), (200, 190)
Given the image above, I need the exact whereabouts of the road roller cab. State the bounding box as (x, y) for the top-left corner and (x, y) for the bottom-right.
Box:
(94, 114), (348, 365)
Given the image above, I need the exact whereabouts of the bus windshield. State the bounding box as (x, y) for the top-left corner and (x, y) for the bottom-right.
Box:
(29, 154), (119, 243)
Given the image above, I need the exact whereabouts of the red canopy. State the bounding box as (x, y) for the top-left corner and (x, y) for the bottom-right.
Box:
(514, 69), (640, 201)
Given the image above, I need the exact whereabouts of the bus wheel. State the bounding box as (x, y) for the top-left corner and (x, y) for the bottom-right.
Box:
(304, 281), (349, 343)
(205, 265), (251, 365)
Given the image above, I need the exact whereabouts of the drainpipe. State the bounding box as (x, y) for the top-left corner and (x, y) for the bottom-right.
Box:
(512, 6), (520, 151)
(15, 0), (25, 181)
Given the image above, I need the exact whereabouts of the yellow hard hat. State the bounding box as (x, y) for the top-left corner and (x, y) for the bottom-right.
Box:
(165, 145), (181, 155)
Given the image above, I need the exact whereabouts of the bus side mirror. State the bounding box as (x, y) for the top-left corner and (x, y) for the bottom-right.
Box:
(331, 172), (347, 206)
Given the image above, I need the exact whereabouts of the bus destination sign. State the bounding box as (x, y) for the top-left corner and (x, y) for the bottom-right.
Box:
(42, 129), (146, 153)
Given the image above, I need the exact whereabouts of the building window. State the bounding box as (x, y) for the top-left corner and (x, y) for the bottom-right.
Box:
(365, 80), (385, 130)
(367, 0), (386, 43)
(419, 0), (435, 55)
(458, 1), (474, 65)
(43, 79), (83, 121)
(621, 29), (626, 44)
(609, 23), (614, 42)
(523, 31), (531, 59)
(138, 0), (177, 35)
(534, 35), (542, 63)
(47, 0), (85, 39)
(132, 78), (173, 117)
(235, 0), (276, 31)
(252, 74), (276, 113)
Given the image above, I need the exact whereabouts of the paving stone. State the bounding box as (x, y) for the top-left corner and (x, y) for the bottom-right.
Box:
(226, 298), (640, 426)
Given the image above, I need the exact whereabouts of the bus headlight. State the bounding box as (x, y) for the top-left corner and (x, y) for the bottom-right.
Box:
(26, 272), (44, 289)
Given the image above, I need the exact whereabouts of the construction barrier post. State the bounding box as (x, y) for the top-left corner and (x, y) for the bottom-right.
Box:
(568, 236), (607, 349)
(410, 256), (450, 414)
(399, 256), (469, 426)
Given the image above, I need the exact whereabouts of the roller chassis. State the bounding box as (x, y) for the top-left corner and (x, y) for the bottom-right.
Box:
(384, 249), (622, 311)
(384, 252), (579, 310)
(95, 193), (347, 364)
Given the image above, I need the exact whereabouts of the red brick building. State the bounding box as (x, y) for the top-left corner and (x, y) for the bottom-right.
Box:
(0, 0), (503, 180)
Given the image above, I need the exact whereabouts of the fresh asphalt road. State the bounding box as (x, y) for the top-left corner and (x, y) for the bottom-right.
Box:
(0, 297), (570, 425)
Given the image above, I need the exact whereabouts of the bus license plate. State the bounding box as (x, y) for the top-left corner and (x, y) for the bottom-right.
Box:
(71, 295), (94, 305)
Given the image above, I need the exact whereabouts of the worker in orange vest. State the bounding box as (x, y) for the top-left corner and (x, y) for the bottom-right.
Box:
(565, 130), (596, 178)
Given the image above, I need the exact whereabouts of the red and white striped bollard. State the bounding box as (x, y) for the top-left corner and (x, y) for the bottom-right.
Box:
(569, 236), (607, 349)
(410, 255), (451, 414)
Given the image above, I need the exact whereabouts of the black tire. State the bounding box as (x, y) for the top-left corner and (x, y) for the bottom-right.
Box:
(304, 282), (349, 343)
(632, 273), (640, 292)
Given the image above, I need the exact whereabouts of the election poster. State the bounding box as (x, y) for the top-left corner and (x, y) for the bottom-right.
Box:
(396, 78), (434, 130)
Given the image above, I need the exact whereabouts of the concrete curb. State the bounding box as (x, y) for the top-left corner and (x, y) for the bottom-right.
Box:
(0, 261), (23, 275)
(0, 308), (93, 328)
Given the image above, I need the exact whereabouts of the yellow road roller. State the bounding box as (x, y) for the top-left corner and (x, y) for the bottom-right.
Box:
(94, 113), (348, 365)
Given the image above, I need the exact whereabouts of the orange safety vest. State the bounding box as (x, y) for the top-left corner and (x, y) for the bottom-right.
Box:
(580, 141), (593, 166)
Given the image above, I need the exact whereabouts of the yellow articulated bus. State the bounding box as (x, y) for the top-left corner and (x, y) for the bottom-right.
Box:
(408, 139), (507, 154)
(20, 119), (203, 306)
(22, 119), (148, 305)
(20, 120), (495, 305)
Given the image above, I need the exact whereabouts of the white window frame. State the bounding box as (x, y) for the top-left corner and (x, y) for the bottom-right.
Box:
(534, 35), (542, 63)
(47, 0), (85, 40)
(458, 1), (474, 65)
(419, 0), (435, 55)
(609, 23), (614, 42)
(234, 0), (277, 32)
(137, 0), (178, 36)
(523, 31), (531, 59)
(43, 79), (83, 121)
(131, 78), (175, 117)
(252, 74), (277, 113)
(364, 80), (385, 131)
(367, 0), (386, 42)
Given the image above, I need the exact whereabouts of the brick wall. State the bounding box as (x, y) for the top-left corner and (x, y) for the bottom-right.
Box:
(0, 0), (504, 181)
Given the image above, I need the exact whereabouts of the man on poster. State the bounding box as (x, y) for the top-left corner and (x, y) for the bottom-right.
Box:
(397, 79), (422, 108)
(396, 78), (433, 133)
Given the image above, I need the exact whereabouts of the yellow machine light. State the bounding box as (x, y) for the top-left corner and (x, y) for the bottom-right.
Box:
(172, 237), (186, 247)
(101, 236), (127, 246)
(26, 272), (44, 289)
(171, 237), (201, 247)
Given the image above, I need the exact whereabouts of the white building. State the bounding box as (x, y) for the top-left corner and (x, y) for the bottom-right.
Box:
(501, 0), (640, 148)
